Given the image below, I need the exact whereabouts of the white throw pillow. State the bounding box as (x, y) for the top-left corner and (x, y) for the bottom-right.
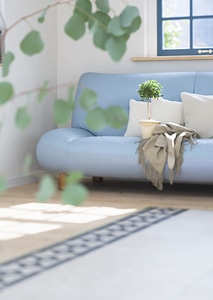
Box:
(124, 98), (183, 137)
(181, 92), (213, 138)
(152, 97), (183, 125)
(124, 99), (149, 137)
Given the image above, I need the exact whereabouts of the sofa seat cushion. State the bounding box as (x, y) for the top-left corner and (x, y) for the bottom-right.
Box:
(37, 127), (213, 183)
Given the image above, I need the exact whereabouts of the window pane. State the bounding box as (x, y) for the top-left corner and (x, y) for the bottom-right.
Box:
(162, 0), (189, 18)
(163, 20), (190, 49)
(193, 18), (213, 48)
(193, 0), (213, 16)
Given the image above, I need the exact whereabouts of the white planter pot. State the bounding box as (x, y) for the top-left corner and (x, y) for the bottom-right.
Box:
(139, 119), (160, 139)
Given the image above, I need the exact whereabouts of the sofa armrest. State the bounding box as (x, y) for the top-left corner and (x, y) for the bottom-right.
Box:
(36, 128), (94, 171)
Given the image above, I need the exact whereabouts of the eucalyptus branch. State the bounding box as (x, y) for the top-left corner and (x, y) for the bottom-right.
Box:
(12, 82), (73, 101)
(0, 0), (74, 46)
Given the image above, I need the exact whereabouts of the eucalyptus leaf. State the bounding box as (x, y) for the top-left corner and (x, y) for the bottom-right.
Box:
(120, 6), (140, 28)
(93, 26), (109, 49)
(0, 176), (6, 194)
(23, 153), (33, 173)
(0, 82), (14, 104)
(95, 0), (109, 13)
(61, 183), (88, 206)
(15, 106), (31, 131)
(37, 81), (49, 102)
(64, 14), (85, 40)
(36, 175), (57, 202)
(20, 30), (44, 56)
(124, 16), (142, 34)
(108, 17), (126, 36)
(66, 171), (84, 184)
(67, 86), (75, 108)
(89, 11), (110, 31)
(86, 107), (107, 130)
(105, 36), (126, 61)
(74, 0), (92, 22)
(79, 88), (97, 111)
(54, 99), (73, 124)
(2, 51), (15, 77)
(107, 106), (128, 129)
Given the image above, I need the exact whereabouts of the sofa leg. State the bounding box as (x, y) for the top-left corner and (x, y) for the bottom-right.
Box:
(92, 176), (103, 183)
(58, 173), (67, 190)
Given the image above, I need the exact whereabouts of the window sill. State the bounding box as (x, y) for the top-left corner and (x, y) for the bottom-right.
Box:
(131, 55), (213, 62)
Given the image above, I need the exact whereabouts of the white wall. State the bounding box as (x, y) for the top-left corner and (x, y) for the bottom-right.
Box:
(1, 0), (212, 187)
(57, 0), (213, 91)
(0, 0), (57, 187)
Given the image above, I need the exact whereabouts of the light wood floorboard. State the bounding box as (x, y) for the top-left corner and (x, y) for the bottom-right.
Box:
(0, 178), (212, 262)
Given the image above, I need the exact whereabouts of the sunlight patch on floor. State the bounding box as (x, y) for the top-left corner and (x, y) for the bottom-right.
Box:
(0, 202), (137, 241)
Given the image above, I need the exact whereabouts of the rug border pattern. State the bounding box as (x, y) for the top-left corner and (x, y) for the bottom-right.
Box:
(0, 207), (185, 291)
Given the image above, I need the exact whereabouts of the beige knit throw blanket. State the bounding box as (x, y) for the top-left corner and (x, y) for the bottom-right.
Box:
(137, 122), (199, 190)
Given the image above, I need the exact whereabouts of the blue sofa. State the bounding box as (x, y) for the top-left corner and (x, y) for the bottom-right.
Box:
(36, 72), (213, 187)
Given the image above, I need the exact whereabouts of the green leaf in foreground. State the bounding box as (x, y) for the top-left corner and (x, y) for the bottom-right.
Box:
(105, 36), (126, 61)
(64, 14), (85, 40)
(20, 30), (44, 56)
(36, 175), (57, 202)
(15, 107), (31, 131)
(2, 51), (15, 77)
(0, 82), (14, 104)
(86, 107), (108, 130)
(95, 0), (109, 13)
(0, 176), (6, 194)
(107, 106), (128, 128)
(54, 99), (73, 125)
(120, 6), (141, 28)
(23, 153), (33, 174)
(37, 81), (49, 102)
(79, 88), (97, 111)
(66, 171), (84, 184)
(61, 183), (88, 206)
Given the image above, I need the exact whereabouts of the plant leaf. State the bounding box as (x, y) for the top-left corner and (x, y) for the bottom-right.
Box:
(105, 36), (126, 61)
(0, 176), (6, 194)
(37, 81), (49, 102)
(54, 99), (73, 125)
(61, 183), (88, 206)
(95, 0), (109, 13)
(66, 171), (84, 184)
(20, 30), (44, 56)
(79, 88), (97, 111)
(23, 153), (33, 174)
(107, 106), (128, 128)
(64, 14), (85, 40)
(89, 11), (110, 31)
(15, 106), (31, 131)
(2, 51), (15, 77)
(86, 107), (107, 130)
(36, 175), (57, 202)
(0, 82), (14, 104)
(124, 16), (142, 34)
(93, 26), (109, 49)
(74, 0), (92, 22)
(67, 86), (75, 108)
(120, 6), (140, 28)
(108, 17), (126, 36)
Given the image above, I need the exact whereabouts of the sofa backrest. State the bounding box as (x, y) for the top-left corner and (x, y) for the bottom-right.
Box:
(72, 72), (213, 136)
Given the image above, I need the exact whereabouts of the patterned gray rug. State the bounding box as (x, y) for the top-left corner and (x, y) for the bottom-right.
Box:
(0, 207), (184, 292)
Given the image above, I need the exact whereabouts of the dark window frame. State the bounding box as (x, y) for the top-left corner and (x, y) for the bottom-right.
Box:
(157, 0), (213, 56)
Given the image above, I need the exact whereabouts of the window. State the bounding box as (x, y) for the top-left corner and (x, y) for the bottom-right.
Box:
(157, 0), (213, 56)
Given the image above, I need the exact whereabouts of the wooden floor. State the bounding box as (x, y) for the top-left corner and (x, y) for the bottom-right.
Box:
(0, 178), (213, 262)
(1, 177), (213, 210)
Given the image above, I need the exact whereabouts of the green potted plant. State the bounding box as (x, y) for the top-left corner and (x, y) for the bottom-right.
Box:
(137, 79), (163, 138)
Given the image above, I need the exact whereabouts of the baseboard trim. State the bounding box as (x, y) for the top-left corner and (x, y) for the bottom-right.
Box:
(6, 172), (43, 188)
